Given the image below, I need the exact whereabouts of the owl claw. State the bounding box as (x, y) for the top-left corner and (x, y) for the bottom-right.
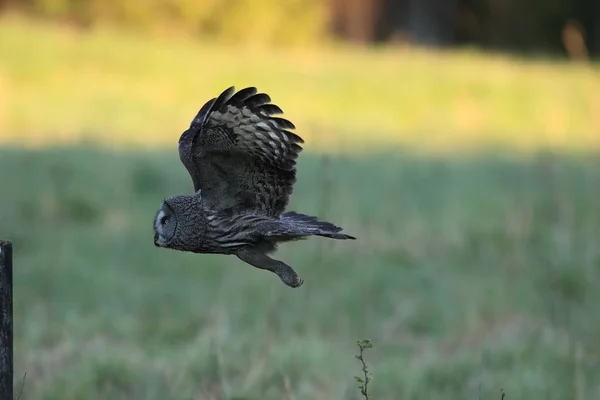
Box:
(277, 267), (303, 288)
(284, 275), (304, 288)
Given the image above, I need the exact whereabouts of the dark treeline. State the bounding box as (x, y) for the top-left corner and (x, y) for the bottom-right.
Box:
(2, 0), (599, 58)
(333, 0), (600, 58)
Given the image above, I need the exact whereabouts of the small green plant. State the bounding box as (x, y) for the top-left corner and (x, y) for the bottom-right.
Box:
(354, 339), (374, 400)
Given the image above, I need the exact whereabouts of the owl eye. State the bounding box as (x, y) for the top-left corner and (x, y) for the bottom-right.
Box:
(161, 216), (169, 225)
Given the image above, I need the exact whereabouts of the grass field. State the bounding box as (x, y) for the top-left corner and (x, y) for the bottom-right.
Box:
(1, 13), (600, 400)
(2, 147), (600, 399)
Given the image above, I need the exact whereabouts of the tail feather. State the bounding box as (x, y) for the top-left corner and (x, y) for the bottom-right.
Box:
(280, 211), (356, 240)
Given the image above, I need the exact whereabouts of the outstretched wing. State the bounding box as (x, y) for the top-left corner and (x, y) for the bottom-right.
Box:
(178, 86), (304, 216)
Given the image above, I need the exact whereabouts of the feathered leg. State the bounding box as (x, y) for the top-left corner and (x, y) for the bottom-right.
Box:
(236, 249), (304, 288)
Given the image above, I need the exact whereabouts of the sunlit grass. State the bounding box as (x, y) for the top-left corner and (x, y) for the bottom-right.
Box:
(1, 14), (599, 153)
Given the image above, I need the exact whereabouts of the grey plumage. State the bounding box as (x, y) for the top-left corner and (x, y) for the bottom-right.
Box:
(153, 86), (355, 288)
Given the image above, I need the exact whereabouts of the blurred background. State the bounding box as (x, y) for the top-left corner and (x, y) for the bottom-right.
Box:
(1, 1), (599, 399)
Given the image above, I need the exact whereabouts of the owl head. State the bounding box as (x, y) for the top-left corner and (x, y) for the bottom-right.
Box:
(153, 200), (177, 247)
(153, 194), (209, 250)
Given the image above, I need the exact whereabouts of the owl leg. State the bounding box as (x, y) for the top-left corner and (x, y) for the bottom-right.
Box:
(235, 249), (304, 288)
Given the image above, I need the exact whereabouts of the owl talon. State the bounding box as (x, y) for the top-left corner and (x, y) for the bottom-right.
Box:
(282, 274), (303, 288)
(274, 263), (303, 288)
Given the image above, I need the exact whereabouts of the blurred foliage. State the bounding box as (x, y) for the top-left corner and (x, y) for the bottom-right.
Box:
(4, 0), (599, 54)
(471, 0), (594, 53)
(0, 16), (599, 151)
(13, 0), (329, 45)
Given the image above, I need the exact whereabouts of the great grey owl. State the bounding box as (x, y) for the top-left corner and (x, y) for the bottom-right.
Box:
(153, 86), (356, 288)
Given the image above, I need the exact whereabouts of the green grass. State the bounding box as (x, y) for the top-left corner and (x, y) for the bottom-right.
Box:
(2, 146), (600, 399)
(1, 14), (600, 152)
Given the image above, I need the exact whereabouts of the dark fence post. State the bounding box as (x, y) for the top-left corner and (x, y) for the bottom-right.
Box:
(0, 240), (13, 400)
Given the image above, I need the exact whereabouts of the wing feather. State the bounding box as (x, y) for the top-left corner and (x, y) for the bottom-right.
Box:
(178, 86), (304, 216)
(258, 104), (283, 115)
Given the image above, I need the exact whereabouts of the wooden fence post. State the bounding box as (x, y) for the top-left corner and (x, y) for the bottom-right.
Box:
(0, 240), (13, 400)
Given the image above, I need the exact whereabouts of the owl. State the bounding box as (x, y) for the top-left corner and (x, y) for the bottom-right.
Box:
(153, 86), (355, 288)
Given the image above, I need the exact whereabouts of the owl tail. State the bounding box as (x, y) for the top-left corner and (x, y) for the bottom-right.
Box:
(279, 211), (356, 240)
